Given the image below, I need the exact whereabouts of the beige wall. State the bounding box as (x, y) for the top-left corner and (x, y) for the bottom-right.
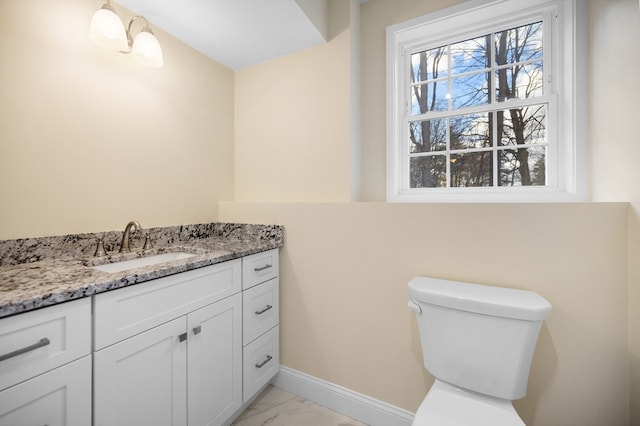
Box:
(0, 0), (235, 239)
(589, 0), (640, 424)
(629, 211), (639, 425)
(234, 0), (353, 202)
(230, 0), (639, 425)
(220, 202), (629, 426)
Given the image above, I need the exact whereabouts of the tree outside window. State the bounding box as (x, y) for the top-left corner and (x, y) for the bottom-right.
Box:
(408, 21), (547, 189)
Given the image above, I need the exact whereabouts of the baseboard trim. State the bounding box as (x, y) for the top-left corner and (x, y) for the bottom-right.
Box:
(272, 366), (414, 426)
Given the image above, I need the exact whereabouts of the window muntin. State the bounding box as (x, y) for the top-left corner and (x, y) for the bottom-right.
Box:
(407, 21), (548, 190)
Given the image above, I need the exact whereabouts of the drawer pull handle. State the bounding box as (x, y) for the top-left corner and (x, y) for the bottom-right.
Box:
(193, 326), (202, 335)
(178, 333), (188, 343)
(0, 337), (50, 362)
(255, 355), (273, 369)
(255, 305), (273, 315)
(254, 264), (272, 272)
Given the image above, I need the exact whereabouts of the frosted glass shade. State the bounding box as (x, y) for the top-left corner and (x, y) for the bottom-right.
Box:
(89, 6), (127, 51)
(132, 30), (163, 68)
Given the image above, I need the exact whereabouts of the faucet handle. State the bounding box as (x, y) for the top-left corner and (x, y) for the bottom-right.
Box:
(94, 238), (107, 257)
(143, 234), (154, 251)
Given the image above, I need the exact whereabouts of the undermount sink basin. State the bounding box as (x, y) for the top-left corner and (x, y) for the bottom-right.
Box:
(91, 252), (196, 273)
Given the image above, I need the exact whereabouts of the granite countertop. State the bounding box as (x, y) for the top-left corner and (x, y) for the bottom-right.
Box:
(0, 223), (284, 319)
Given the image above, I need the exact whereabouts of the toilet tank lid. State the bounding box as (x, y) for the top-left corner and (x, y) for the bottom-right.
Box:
(408, 277), (551, 321)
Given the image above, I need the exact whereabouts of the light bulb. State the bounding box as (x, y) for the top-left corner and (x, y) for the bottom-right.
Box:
(89, 4), (127, 51)
(132, 30), (163, 68)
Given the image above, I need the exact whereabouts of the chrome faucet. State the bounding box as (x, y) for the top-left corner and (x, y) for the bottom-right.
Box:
(120, 221), (142, 252)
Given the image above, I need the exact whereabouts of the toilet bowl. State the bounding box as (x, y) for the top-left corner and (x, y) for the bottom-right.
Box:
(413, 380), (524, 426)
(408, 277), (551, 426)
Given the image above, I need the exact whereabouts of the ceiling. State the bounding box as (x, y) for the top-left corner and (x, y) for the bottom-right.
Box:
(115, 0), (328, 70)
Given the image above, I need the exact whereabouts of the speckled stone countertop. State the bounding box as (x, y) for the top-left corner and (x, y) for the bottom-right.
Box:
(0, 223), (284, 319)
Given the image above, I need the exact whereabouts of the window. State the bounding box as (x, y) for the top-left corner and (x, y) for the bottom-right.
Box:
(386, 0), (587, 202)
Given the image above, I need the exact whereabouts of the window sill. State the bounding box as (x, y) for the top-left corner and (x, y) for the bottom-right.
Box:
(387, 187), (588, 203)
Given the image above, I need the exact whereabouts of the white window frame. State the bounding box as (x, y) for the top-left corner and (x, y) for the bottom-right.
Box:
(386, 0), (588, 203)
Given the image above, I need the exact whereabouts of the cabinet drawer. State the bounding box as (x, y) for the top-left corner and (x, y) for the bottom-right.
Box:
(94, 259), (241, 350)
(0, 355), (92, 426)
(243, 278), (279, 345)
(243, 325), (279, 403)
(0, 298), (91, 391)
(242, 249), (279, 290)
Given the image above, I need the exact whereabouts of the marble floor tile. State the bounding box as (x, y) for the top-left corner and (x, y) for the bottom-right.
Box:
(232, 385), (367, 426)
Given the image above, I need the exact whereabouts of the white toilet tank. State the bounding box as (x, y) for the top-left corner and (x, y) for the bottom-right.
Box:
(408, 277), (551, 400)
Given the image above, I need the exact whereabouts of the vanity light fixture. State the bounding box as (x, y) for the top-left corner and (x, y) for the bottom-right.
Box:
(89, 0), (163, 68)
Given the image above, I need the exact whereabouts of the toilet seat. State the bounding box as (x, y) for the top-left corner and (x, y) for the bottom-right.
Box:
(412, 380), (526, 426)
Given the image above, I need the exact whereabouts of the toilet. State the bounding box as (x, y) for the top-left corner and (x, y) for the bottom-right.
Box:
(407, 276), (551, 426)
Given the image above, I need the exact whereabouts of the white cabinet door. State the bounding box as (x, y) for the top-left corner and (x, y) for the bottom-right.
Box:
(94, 317), (188, 426)
(188, 293), (242, 426)
(0, 355), (91, 426)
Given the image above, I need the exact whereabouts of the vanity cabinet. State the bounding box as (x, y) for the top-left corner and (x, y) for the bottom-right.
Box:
(241, 249), (280, 402)
(0, 248), (280, 426)
(0, 298), (92, 426)
(93, 260), (243, 426)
